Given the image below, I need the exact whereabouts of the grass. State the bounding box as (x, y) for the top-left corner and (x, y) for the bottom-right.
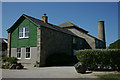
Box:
(98, 74), (120, 80)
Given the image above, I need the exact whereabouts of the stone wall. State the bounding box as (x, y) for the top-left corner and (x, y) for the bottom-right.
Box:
(7, 33), (11, 57)
(95, 39), (106, 49)
(40, 27), (73, 65)
(74, 37), (91, 50)
(37, 27), (41, 66)
(67, 28), (96, 49)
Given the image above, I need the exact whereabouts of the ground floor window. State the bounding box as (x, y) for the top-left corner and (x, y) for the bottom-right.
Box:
(73, 49), (76, 56)
(25, 47), (30, 59)
(17, 48), (21, 59)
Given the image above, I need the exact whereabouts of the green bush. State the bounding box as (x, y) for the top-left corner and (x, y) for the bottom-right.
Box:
(76, 49), (120, 71)
(2, 56), (9, 62)
(8, 57), (18, 64)
(2, 65), (9, 69)
(2, 57), (18, 69)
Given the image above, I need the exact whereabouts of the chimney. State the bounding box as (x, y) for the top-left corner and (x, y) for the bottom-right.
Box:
(98, 21), (105, 42)
(42, 13), (48, 23)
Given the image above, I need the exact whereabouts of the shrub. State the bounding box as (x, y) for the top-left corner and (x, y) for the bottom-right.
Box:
(2, 56), (9, 62)
(8, 57), (18, 64)
(2, 57), (19, 69)
(76, 49), (120, 71)
(2, 65), (9, 69)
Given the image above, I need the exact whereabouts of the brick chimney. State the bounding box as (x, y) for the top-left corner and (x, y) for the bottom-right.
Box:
(98, 21), (105, 42)
(98, 21), (106, 48)
(42, 13), (48, 23)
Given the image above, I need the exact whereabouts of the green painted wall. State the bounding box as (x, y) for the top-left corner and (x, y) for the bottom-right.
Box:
(11, 18), (37, 48)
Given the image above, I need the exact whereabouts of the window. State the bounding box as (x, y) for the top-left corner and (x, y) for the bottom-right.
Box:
(73, 49), (76, 56)
(100, 41), (103, 47)
(80, 40), (82, 45)
(19, 27), (29, 38)
(96, 40), (99, 47)
(25, 47), (30, 59)
(19, 28), (23, 38)
(17, 48), (21, 59)
(25, 27), (29, 37)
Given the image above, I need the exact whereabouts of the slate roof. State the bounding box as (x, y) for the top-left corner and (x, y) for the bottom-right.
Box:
(58, 22), (88, 34)
(7, 14), (100, 40)
(24, 14), (82, 37)
(58, 22), (102, 40)
(7, 14), (80, 38)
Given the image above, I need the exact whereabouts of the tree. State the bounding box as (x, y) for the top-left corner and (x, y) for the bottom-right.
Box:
(108, 39), (120, 49)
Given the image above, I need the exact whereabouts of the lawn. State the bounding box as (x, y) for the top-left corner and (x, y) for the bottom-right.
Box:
(98, 74), (120, 80)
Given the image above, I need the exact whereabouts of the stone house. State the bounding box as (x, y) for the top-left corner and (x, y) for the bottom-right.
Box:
(7, 14), (106, 66)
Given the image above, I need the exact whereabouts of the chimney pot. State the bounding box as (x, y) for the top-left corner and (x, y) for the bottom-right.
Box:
(42, 13), (48, 23)
(44, 13), (46, 16)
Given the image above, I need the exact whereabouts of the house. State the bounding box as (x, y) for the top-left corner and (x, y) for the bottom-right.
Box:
(7, 14), (106, 66)
(0, 38), (8, 57)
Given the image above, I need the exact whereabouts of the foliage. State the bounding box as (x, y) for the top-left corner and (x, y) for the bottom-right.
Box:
(2, 57), (18, 64)
(2, 56), (19, 69)
(2, 65), (9, 69)
(109, 39), (120, 49)
(76, 49), (120, 71)
(98, 74), (120, 80)
(2, 56), (9, 62)
(46, 53), (73, 66)
(8, 57), (18, 64)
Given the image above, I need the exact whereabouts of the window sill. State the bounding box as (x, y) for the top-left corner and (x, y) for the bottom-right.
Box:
(25, 58), (30, 59)
(17, 58), (21, 59)
(19, 37), (29, 39)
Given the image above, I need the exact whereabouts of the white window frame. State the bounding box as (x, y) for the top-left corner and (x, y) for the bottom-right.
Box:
(19, 28), (23, 38)
(16, 48), (21, 59)
(19, 27), (29, 39)
(25, 47), (31, 59)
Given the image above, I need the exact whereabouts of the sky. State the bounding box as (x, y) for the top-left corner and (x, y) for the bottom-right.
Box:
(2, 2), (119, 46)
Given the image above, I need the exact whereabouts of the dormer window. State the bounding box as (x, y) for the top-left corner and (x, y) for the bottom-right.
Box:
(19, 27), (29, 38)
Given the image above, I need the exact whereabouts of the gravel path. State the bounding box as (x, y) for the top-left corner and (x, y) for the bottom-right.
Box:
(2, 66), (118, 78)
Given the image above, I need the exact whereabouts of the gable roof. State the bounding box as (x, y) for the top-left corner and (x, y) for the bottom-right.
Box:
(7, 14), (102, 41)
(58, 22), (88, 34)
(58, 22), (103, 41)
(7, 14), (81, 38)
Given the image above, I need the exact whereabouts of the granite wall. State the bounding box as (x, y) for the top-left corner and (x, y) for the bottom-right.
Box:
(40, 26), (73, 66)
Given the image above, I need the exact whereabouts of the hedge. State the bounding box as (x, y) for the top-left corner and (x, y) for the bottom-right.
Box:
(76, 49), (120, 71)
